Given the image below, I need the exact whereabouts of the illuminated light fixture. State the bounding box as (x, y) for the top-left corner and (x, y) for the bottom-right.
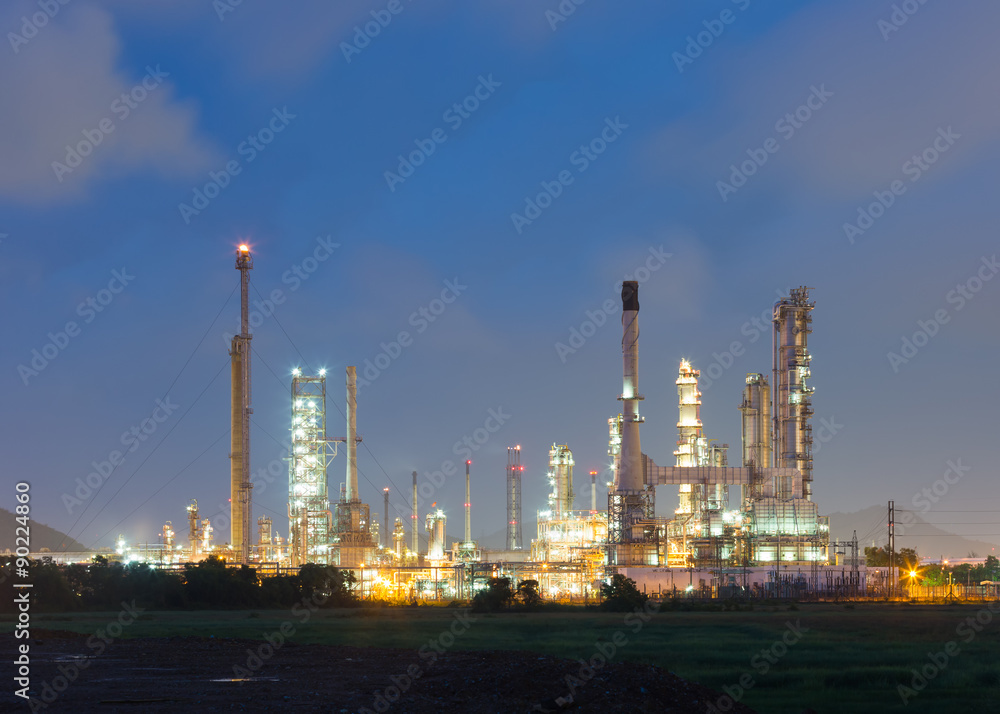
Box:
(292, 367), (301, 376)
(319, 368), (326, 376)
(239, 244), (250, 252)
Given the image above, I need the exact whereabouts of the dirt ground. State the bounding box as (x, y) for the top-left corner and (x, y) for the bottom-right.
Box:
(8, 629), (757, 713)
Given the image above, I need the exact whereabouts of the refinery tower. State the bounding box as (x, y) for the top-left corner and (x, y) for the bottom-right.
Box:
(230, 244), (253, 565)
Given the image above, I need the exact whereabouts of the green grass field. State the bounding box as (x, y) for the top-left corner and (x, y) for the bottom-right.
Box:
(9, 602), (1000, 713)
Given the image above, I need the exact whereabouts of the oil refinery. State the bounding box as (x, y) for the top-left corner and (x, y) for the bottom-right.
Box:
(87, 248), (887, 601)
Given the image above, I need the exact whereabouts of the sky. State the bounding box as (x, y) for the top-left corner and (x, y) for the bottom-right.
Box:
(2, 0), (999, 554)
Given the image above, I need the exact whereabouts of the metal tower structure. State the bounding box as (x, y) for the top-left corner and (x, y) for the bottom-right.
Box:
(187, 500), (201, 560)
(411, 470), (418, 554)
(739, 373), (771, 506)
(332, 366), (373, 568)
(506, 446), (523, 550)
(674, 359), (703, 515)
(288, 370), (333, 566)
(464, 460), (472, 544)
(547, 444), (574, 517)
(230, 244), (253, 564)
(773, 287), (815, 500)
(383, 488), (390, 549)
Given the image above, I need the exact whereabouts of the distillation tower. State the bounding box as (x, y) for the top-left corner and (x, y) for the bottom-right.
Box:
(230, 244), (253, 564)
(547, 444), (574, 517)
(288, 370), (333, 566)
(773, 287), (815, 500)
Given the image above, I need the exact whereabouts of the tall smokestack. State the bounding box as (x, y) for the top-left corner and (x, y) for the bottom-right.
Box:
(346, 366), (358, 501)
(464, 460), (472, 544)
(230, 244), (253, 565)
(411, 470), (418, 554)
(616, 281), (644, 493)
(590, 471), (597, 512)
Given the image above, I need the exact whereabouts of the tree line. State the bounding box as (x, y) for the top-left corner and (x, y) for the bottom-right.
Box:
(0, 556), (355, 612)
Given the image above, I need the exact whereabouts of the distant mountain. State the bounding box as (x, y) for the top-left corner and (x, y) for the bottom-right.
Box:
(829, 505), (999, 561)
(0, 507), (89, 552)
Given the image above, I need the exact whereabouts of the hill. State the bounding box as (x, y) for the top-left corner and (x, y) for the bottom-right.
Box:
(828, 504), (999, 561)
(0, 507), (89, 552)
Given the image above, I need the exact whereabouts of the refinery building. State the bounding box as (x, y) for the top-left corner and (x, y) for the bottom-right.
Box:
(100, 248), (886, 600)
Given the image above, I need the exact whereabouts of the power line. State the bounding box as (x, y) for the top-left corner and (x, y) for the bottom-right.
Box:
(91, 427), (230, 547)
(60, 287), (236, 547)
(69, 359), (231, 548)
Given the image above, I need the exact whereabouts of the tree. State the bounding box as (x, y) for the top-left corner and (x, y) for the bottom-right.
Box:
(516, 579), (542, 610)
(600, 573), (647, 612)
(472, 577), (515, 612)
(864, 545), (919, 570)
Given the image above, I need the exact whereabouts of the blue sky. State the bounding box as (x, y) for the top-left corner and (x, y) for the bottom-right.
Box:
(3, 0), (999, 553)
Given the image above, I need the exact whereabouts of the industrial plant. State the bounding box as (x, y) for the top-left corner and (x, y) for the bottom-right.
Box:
(77, 247), (887, 600)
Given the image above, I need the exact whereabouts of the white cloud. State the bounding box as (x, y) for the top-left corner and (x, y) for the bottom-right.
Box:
(0, 2), (219, 203)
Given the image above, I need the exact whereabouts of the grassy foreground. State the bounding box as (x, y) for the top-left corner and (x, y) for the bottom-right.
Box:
(8, 602), (1000, 713)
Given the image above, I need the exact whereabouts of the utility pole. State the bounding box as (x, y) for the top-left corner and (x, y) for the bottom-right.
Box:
(888, 500), (895, 599)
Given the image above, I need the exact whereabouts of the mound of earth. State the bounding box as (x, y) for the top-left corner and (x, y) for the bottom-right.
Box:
(9, 630), (756, 713)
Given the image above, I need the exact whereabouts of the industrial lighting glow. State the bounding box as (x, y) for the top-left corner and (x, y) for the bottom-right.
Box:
(319, 368), (326, 376)
(239, 244), (249, 252)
